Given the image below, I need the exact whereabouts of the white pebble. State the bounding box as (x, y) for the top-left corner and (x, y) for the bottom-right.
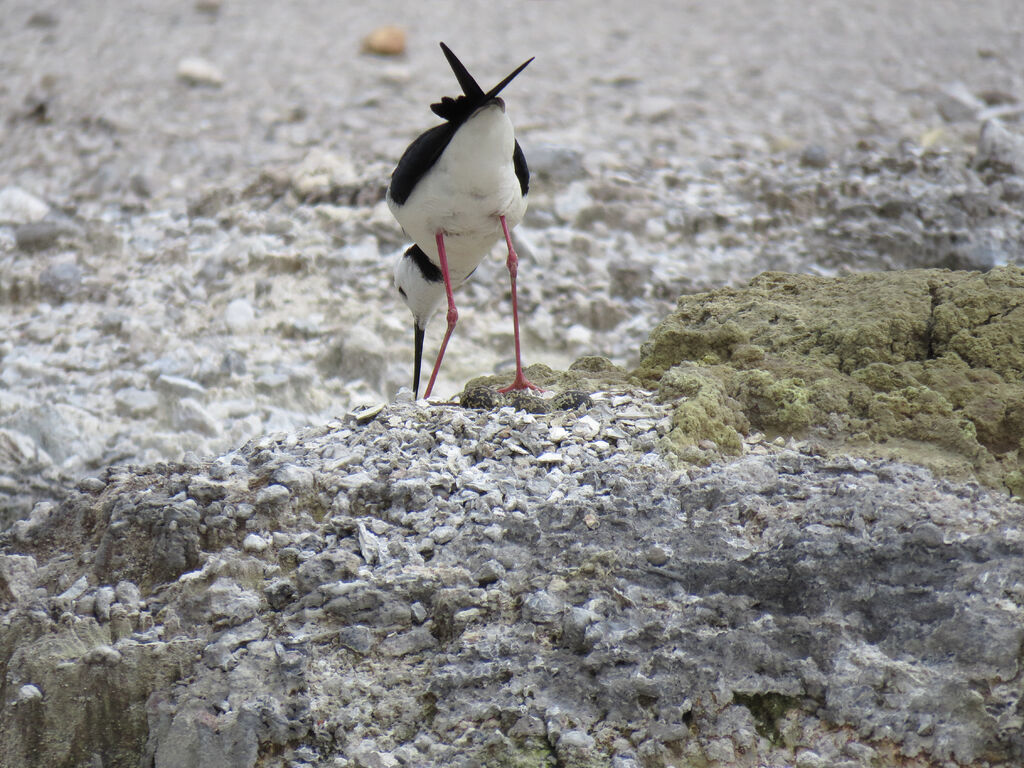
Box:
(243, 533), (269, 553)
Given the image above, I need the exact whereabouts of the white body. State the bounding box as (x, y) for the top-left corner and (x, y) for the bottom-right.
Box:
(388, 103), (527, 327)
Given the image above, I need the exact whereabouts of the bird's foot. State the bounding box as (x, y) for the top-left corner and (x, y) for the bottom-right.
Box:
(497, 371), (543, 394)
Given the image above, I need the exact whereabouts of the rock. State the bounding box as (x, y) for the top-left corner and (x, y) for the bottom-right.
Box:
(224, 298), (256, 333)
(0, 554), (38, 605)
(0, 186), (49, 224)
(472, 559), (505, 585)
(361, 26), (406, 56)
(15, 221), (67, 251)
(636, 267), (1024, 493)
(176, 57), (224, 87)
(975, 119), (1024, 175)
(171, 398), (221, 436)
(271, 464), (314, 494)
(799, 144), (829, 168)
(206, 577), (261, 627)
(38, 261), (84, 300)
(17, 684), (43, 702)
(114, 388), (160, 418)
(242, 533), (268, 553)
(338, 625), (374, 654)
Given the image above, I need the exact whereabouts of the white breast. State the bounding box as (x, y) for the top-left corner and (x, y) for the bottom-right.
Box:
(389, 104), (528, 282)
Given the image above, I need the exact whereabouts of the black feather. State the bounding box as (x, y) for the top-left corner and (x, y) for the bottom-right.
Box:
(389, 43), (533, 206)
(513, 140), (529, 197)
(406, 243), (443, 283)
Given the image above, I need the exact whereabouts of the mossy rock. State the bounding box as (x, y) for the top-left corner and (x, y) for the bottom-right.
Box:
(635, 267), (1024, 493)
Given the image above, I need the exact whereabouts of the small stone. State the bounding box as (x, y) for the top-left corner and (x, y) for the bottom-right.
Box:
(800, 144), (829, 168)
(171, 397), (221, 436)
(18, 684), (43, 702)
(362, 26), (406, 56)
(558, 730), (595, 751)
(645, 544), (671, 566)
(207, 577), (260, 627)
(0, 186), (49, 224)
(114, 581), (141, 611)
(573, 415), (601, 440)
(15, 221), (65, 252)
(975, 119), (1024, 175)
(224, 298), (256, 333)
(432, 525), (457, 544)
(523, 590), (563, 624)
(264, 579), (295, 610)
(381, 626), (435, 656)
(272, 464), (314, 493)
(473, 559), (506, 586)
(56, 575), (89, 607)
(338, 626), (375, 654)
(94, 586), (115, 622)
(256, 484), (291, 510)
(38, 261), (84, 300)
(177, 57), (224, 87)
(243, 533), (269, 553)
(114, 387), (159, 418)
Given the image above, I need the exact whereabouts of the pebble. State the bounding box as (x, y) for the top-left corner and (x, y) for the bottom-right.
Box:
(362, 26), (406, 56)
(573, 415), (601, 440)
(224, 298), (256, 333)
(114, 388), (160, 418)
(176, 57), (224, 87)
(17, 684), (43, 702)
(0, 186), (49, 224)
(15, 221), (66, 251)
(171, 398), (221, 436)
(243, 533), (269, 553)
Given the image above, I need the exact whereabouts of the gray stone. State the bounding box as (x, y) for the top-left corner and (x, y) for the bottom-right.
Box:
(171, 398), (221, 436)
(94, 586), (116, 621)
(38, 261), (84, 300)
(207, 577), (261, 628)
(15, 221), (67, 252)
(114, 388), (160, 418)
(338, 626), (375, 654)
(0, 554), (38, 605)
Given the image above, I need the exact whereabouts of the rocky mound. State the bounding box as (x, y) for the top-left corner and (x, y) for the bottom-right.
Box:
(636, 266), (1024, 495)
(3, 394), (1023, 767)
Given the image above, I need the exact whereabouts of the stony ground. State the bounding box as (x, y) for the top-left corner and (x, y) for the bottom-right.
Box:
(2, 1), (1024, 766)
(2, 0), (1024, 508)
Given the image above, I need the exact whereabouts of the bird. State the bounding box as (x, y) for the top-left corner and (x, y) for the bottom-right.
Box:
(387, 42), (540, 400)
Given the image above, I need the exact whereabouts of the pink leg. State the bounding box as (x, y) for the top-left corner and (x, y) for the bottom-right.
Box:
(423, 232), (458, 399)
(497, 215), (541, 393)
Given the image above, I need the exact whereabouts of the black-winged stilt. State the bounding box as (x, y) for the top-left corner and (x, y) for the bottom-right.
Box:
(388, 42), (539, 399)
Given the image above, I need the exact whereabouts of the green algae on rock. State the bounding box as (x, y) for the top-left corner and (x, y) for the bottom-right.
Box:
(636, 267), (1024, 493)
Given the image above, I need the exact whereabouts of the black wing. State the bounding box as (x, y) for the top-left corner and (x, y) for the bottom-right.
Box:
(388, 122), (457, 206)
(513, 140), (529, 197)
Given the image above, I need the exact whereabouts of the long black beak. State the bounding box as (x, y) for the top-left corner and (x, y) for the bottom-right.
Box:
(439, 42), (533, 103)
(413, 324), (425, 399)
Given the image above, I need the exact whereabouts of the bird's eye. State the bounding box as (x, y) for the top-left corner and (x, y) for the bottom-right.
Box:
(398, 287), (407, 298)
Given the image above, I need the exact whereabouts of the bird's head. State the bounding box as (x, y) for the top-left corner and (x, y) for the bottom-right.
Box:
(394, 244), (445, 398)
(430, 43), (533, 126)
